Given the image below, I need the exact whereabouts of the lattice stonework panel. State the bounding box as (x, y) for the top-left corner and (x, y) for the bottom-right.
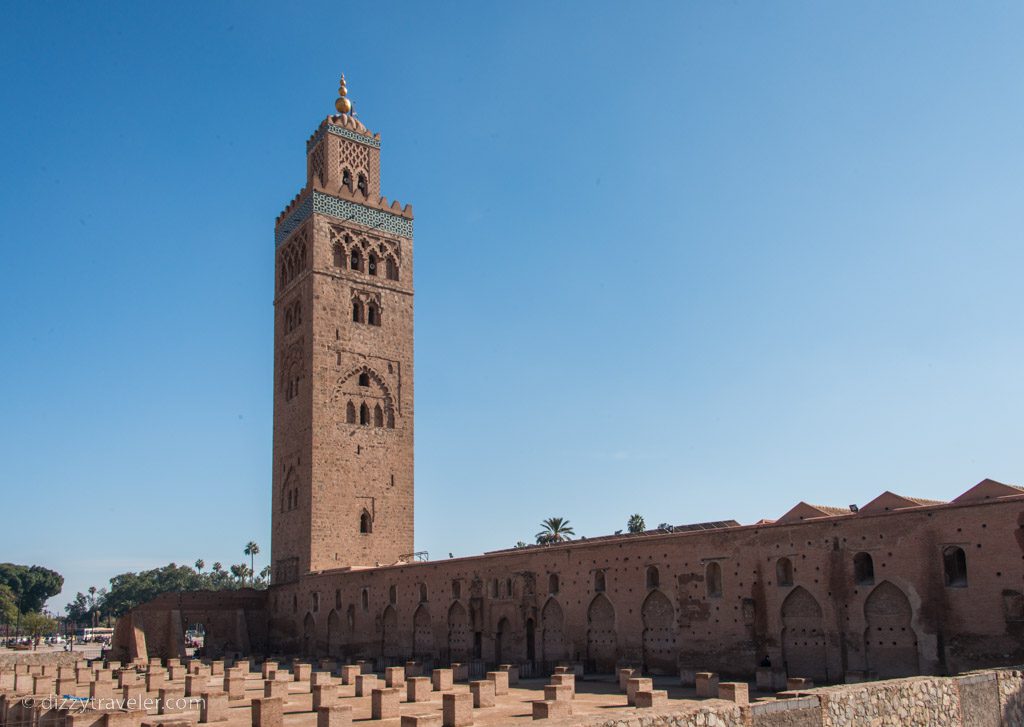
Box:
(309, 142), (326, 187)
(339, 137), (370, 180)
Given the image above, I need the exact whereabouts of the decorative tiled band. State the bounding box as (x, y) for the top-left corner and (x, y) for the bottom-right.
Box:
(306, 123), (381, 154)
(275, 195), (313, 246)
(275, 191), (413, 246)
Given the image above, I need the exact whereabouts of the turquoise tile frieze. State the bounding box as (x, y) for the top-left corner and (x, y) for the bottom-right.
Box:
(276, 191), (412, 247)
(275, 195), (313, 247)
(306, 123), (381, 154)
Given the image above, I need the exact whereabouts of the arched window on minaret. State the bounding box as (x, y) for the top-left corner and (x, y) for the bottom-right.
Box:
(385, 256), (399, 281)
(358, 372), (370, 387)
(342, 168), (353, 191)
(351, 248), (363, 272)
(368, 252), (378, 276)
(352, 300), (364, 323)
(357, 173), (368, 197)
(386, 408), (395, 429)
(333, 243), (346, 268)
(345, 401), (356, 424)
(359, 402), (370, 426)
(367, 302), (381, 326)
(374, 404), (384, 428)
(360, 510), (373, 534)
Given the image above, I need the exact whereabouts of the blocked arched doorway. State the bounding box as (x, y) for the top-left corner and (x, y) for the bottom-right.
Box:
(302, 613), (316, 657)
(781, 586), (827, 682)
(542, 598), (567, 663)
(864, 581), (918, 678)
(448, 602), (470, 661)
(413, 605), (433, 659)
(327, 609), (343, 658)
(641, 590), (676, 673)
(586, 593), (617, 672)
(381, 605), (399, 658)
(495, 617), (510, 665)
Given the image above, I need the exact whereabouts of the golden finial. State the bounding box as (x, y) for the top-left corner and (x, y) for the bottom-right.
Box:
(335, 74), (354, 115)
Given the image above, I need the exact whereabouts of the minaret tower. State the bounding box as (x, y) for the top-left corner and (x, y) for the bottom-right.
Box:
(271, 75), (414, 582)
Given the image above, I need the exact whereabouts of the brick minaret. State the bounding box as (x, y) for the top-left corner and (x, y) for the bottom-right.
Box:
(271, 77), (414, 582)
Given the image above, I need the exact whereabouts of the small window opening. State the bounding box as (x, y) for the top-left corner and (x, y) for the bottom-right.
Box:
(943, 546), (967, 587)
(776, 557), (793, 587)
(706, 561), (723, 598)
(853, 552), (875, 586)
(646, 565), (659, 589)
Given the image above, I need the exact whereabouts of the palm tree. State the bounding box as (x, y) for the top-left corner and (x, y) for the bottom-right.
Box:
(536, 517), (575, 545)
(244, 542), (260, 586)
(87, 586), (99, 627)
(229, 564), (249, 584)
(194, 559), (205, 574)
(627, 514), (646, 534)
(258, 565), (272, 584)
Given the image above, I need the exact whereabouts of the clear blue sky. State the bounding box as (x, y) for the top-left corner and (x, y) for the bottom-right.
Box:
(2, 2), (1022, 613)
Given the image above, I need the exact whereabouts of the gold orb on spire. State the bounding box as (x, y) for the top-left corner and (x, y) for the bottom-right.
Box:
(335, 73), (354, 115)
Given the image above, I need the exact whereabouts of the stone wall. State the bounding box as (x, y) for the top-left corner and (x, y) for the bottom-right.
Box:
(0, 652), (81, 668)
(261, 494), (1024, 677)
(748, 697), (821, 727)
(996, 668), (1024, 726)
(542, 668), (1024, 726)
(109, 589), (268, 662)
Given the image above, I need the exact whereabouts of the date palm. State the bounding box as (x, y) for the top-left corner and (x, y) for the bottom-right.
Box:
(627, 514), (645, 534)
(229, 564), (249, 584)
(194, 559), (205, 574)
(244, 542), (260, 586)
(536, 517), (575, 545)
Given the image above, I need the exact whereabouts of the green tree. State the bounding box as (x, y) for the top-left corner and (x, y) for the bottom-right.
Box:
(257, 566), (272, 585)
(229, 564), (250, 584)
(194, 559), (205, 574)
(0, 584), (18, 629)
(103, 563), (203, 617)
(627, 514), (646, 534)
(535, 517), (575, 545)
(0, 564), (64, 614)
(208, 563), (230, 590)
(244, 543), (260, 586)
(21, 612), (57, 646)
(64, 592), (90, 624)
